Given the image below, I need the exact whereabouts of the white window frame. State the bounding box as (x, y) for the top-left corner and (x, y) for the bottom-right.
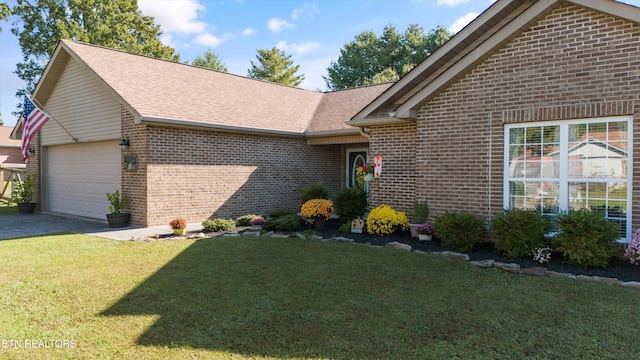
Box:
(503, 116), (633, 242)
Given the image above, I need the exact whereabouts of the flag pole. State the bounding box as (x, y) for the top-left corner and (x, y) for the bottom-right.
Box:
(28, 93), (79, 143)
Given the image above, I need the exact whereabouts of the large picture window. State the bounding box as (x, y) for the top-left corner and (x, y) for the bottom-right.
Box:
(504, 116), (632, 241)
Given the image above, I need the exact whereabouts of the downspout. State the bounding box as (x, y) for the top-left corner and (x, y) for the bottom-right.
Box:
(359, 127), (371, 139)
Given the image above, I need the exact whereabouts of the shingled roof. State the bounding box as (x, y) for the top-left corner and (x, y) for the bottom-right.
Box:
(34, 40), (390, 137)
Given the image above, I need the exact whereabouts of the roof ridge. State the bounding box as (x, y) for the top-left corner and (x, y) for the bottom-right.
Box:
(64, 39), (322, 94)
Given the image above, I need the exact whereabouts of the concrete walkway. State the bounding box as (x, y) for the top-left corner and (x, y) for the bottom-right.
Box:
(0, 212), (203, 241)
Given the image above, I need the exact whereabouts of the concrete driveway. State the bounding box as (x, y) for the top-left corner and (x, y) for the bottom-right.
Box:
(0, 212), (202, 240)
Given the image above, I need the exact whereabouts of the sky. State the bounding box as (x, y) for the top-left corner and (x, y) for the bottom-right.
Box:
(1, 0), (639, 127)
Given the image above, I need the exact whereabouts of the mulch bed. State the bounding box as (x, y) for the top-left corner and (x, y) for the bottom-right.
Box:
(310, 220), (640, 282)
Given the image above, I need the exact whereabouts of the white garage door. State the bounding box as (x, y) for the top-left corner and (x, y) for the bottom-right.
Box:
(46, 141), (121, 219)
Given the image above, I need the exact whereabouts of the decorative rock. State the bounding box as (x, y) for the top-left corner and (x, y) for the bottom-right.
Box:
(270, 233), (290, 238)
(333, 236), (354, 242)
(295, 232), (323, 240)
(494, 262), (520, 273)
(242, 231), (261, 237)
(385, 242), (412, 251)
(576, 275), (620, 286)
(221, 233), (241, 237)
(432, 251), (470, 261)
(469, 259), (494, 268)
(520, 267), (546, 277)
(188, 232), (208, 239)
(620, 281), (640, 290)
(413, 250), (427, 254)
(545, 271), (577, 280)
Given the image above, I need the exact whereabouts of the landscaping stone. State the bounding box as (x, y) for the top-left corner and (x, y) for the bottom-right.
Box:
(494, 262), (520, 273)
(620, 281), (640, 290)
(270, 233), (290, 238)
(432, 251), (470, 261)
(188, 232), (208, 239)
(520, 267), (546, 277)
(295, 232), (323, 240)
(242, 231), (261, 237)
(221, 233), (241, 237)
(385, 242), (411, 251)
(469, 259), (494, 268)
(545, 271), (577, 280)
(333, 236), (354, 242)
(576, 275), (620, 286)
(413, 250), (427, 254)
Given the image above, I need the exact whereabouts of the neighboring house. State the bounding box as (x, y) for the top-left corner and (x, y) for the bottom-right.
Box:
(0, 126), (23, 167)
(348, 0), (640, 241)
(25, 39), (390, 225)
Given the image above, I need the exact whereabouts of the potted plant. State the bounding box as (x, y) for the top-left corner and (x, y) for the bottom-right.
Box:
(106, 190), (130, 228)
(409, 200), (429, 238)
(301, 199), (334, 229)
(250, 216), (266, 230)
(170, 217), (187, 235)
(360, 163), (375, 182)
(416, 223), (434, 241)
(11, 174), (37, 214)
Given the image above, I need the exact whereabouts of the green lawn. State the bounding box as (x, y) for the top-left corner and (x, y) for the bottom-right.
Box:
(1, 234), (639, 359)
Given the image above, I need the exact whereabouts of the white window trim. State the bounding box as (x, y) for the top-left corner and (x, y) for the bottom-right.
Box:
(503, 115), (633, 242)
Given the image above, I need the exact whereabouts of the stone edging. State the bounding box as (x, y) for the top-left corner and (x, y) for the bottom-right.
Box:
(131, 231), (640, 290)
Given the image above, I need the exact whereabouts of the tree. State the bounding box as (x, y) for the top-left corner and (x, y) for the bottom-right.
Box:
(11, 0), (179, 98)
(0, 2), (9, 32)
(0, 110), (4, 126)
(247, 47), (304, 87)
(191, 49), (227, 72)
(324, 24), (452, 90)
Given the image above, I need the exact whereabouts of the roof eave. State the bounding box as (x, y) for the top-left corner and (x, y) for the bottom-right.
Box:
(304, 128), (362, 138)
(140, 116), (306, 137)
(346, 115), (416, 128)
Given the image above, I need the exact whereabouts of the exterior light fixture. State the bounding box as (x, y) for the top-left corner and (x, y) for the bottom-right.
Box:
(119, 137), (130, 152)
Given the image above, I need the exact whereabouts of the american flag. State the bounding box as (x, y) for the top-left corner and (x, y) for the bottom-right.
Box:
(21, 97), (50, 163)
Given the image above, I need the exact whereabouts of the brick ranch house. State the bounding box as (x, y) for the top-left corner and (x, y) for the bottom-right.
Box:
(23, 0), (640, 240)
(25, 39), (390, 226)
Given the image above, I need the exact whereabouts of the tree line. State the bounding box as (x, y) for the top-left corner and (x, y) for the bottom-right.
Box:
(0, 0), (451, 124)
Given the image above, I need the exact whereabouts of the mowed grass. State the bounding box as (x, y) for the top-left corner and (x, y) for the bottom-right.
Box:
(1, 234), (639, 359)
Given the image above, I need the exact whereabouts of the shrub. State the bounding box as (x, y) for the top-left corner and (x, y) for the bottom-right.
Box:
(202, 218), (236, 232)
(236, 214), (260, 226)
(553, 209), (619, 268)
(491, 209), (549, 259)
(367, 204), (409, 236)
(265, 214), (303, 232)
(624, 228), (640, 265)
(269, 209), (297, 219)
(434, 212), (485, 252)
(300, 182), (329, 203)
(333, 187), (367, 221)
(301, 199), (334, 224)
(338, 222), (352, 234)
(412, 200), (429, 223)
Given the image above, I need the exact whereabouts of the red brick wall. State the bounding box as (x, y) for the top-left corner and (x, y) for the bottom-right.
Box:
(121, 106), (148, 225)
(126, 123), (341, 226)
(370, 5), (640, 229)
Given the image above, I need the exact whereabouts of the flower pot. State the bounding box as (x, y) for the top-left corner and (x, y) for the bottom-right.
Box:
(173, 228), (187, 236)
(106, 213), (131, 228)
(418, 234), (432, 241)
(409, 223), (419, 238)
(364, 173), (374, 182)
(313, 218), (326, 229)
(252, 225), (263, 231)
(17, 202), (36, 214)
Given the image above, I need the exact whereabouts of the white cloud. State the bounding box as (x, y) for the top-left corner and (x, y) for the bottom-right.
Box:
(242, 27), (257, 36)
(291, 8), (303, 19)
(436, 0), (471, 6)
(138, 0), (207, 35)
(449, 12), (479, 33)
(267, 18), (295, 32)
(193, 33), (225, 47)
(276, 41), (320, 55)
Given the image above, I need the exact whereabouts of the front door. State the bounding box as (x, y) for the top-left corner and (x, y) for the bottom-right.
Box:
(347, 150), (367, 188)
